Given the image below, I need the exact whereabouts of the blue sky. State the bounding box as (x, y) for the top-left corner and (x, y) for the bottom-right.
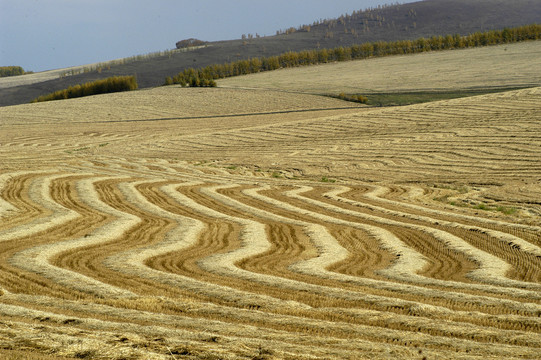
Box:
(0, 1), (413, 72)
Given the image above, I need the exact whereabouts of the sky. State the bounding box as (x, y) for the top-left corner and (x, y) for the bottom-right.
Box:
(0, 0), (414, 72)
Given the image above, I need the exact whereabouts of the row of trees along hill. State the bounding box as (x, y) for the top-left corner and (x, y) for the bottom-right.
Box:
(31, 75), (137, 103)
(165, 24), (540, 87)
(0, 66), (31, 77)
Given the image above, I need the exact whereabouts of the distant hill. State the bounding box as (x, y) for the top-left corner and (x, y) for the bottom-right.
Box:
(1, 0), (540, 107)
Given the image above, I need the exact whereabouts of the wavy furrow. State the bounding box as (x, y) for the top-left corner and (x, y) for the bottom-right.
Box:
(1, 86), (540, 359)
(103, 181), (316, 310)
(2, 176), (533, 354)
(276, 186), (541, 292)
(167, 184), (460, 315)
(0, 173), (74, 241)
(50, 178), (191, 298)
(191, 184), (541, 339)
(135, 184), (541, 344)
(363, 184), (541, 233)
(204, 189), (520, 308)
(240, 185), (459, 283)
(0, 175), (128, 299)
(227, 186), (541, 308)
(8, 175), (135, 298)
(156, 184), (360, 307)
(316, 186), (541, 284)
(0, 172), (53, 233)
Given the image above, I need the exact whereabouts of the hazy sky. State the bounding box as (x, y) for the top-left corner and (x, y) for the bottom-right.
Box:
(0, 0), (414, 72)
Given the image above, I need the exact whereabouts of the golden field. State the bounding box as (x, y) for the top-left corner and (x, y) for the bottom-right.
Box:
(0, 42), (540, 359)
(219, 41), (541, 93)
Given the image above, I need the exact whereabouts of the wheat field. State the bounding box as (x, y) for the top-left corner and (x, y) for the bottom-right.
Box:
(1, 49), (541, 359)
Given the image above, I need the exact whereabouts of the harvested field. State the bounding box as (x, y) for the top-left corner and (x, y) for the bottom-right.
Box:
(0, 79), (540, 358)
(219, 41), (541, 94)
(0, 87), (363, 125)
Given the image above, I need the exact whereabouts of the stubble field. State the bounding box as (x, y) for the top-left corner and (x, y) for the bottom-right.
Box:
(0, 42), (540, 359)
(219, 41), (541, 94)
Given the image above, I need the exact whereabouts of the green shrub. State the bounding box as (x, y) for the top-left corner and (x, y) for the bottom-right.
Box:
(321, 176), (336, 183)
(475, 203), (489, 211)
(0, 66), (27, 77)
(31, 75), (138, 103)
(335, 93), (368, 104)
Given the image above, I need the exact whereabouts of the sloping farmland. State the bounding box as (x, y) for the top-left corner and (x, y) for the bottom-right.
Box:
(0, 82), (540, 359)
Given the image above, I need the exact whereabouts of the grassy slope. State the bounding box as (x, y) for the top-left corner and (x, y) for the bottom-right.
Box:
(1, 0), (540, 107)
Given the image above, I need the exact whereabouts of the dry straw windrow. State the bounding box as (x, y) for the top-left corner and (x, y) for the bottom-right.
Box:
(239, 186), (541, 302)
(281, 186), (540, 289)
(1, 173), (540, 358)
(0, 81), (540, 358)
(1, 174), (541, 358)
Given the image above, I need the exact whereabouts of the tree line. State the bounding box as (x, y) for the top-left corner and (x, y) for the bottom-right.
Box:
(31, 76), (138, 103)
(0, 66), (31, 77)
(165, 24), (540, 87)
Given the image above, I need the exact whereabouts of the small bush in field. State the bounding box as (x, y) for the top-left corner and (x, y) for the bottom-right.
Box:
(31, 75), (138, 103)
(0, 66), (29, 77)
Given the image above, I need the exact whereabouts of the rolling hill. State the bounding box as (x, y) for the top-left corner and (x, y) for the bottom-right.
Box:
(218, 41), (541, 94)
(1, 0), (540, 107)
(1, 38), (541, 358)
(1, 2), (541, 358)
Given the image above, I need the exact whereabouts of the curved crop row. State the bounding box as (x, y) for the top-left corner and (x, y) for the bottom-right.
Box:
(0, 168), (540, 359)
(0, 88), (540, 359)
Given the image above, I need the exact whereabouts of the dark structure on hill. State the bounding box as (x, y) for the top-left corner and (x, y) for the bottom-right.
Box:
(1, 0), (540, 107)
(175, 39), (208, 49)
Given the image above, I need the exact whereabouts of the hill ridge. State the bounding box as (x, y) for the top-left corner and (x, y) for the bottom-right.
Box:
(0, 0), (540, 106)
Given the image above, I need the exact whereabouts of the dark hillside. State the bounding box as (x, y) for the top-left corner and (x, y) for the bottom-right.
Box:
(293, 0), (541, 45)
(1, 0), (540, 107)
